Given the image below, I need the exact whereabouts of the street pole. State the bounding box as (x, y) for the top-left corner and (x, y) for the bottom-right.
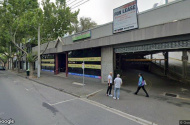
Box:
(37, 25), (41, 78)
(9, 45), (12, 70)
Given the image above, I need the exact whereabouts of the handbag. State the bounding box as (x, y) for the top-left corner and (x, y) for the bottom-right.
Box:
(144, 80), (147, 85)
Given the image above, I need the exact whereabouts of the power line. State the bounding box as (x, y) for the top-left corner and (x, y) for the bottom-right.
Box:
(71, 0), (89, 10)
(69, 0), (86, 7)
(67, 0), (77, 6)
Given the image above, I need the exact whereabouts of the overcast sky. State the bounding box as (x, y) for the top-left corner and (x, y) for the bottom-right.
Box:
(39, 0), (167, 25)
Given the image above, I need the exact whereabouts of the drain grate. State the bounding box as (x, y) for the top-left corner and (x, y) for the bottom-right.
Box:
(165, 93), (177, 98)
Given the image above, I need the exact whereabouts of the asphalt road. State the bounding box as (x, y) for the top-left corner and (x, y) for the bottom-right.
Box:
(0, 71), (145, 125)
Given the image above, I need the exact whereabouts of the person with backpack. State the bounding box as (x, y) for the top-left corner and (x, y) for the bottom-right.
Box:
(134, 73), (149, 97)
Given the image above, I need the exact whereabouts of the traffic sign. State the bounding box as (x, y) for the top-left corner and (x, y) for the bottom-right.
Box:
(82, 63), (85, 69)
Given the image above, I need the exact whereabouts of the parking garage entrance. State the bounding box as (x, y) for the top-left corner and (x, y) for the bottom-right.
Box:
(113, 39), (190, 98)
(114, 52), (166, 88)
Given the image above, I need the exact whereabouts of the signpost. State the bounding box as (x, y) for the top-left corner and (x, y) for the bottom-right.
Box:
(82, 61), (85, 86)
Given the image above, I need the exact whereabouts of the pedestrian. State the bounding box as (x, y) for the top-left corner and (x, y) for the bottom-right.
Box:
(134, 73), (149, 97)
(106, 72), (113, 97)
(113, 74), (122, 100)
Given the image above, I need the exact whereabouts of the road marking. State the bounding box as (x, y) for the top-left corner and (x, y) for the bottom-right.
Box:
(25, 88), (33, 91)
(48, 98), (78, 106)
(72, 82), (84, 86)
(181, 88), (189, 92)
(80, 98), (157, 125)
(176, 97), (190, 101)
(86, 89), (103, 98)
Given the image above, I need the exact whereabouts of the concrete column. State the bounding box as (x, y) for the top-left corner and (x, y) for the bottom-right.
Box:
(66, 52), (68, 77)
(101, 46), (113, 83)
(118, 54), (122, 70)
(113, 52), (116, 71)
(182, 50), (188, 79)
(149, 54), (153, 71)
(150, 54), (153, 60)
(55, 54), (59, 75)
(164, 52), (169, 76)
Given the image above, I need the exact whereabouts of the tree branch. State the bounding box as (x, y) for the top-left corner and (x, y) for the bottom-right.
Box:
(40, 40), (50, 55)
(13, 25), (19, 38)
(11, 41), (28, 55)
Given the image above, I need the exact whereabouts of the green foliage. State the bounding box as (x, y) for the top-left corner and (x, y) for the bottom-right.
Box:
(0, 0), (79, 58)
(26, 53), (36, 63)
(16, 51), (23, 60)
(41, 0), (79, 40)
(72, 17), (97, 33)
(0, 54), (8, 64)
(80, 17), (97, 31)
(0, 0), (39, 55)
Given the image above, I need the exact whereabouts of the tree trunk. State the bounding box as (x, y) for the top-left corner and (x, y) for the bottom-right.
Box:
(17, 60), (20, 73)
(8, 59), (9, 69)
(29, 62), (34, 78)
(4, 62), (7, 68)
(11, 58), (14, 71)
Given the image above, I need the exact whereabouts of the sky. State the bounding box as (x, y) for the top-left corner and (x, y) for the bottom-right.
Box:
(71, 0), (167, 24)
(38, 0), (169, 25)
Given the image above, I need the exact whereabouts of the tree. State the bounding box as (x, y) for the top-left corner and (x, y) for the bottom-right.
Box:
(0, 23), (16, 70)
(80, 17), (97, 31)
(0, 54), (8, 67)
(41, 0), (79, 39)
(0, 0), (79, 77)
(24, 0), (79, 77)
(73, 17), (97, 33)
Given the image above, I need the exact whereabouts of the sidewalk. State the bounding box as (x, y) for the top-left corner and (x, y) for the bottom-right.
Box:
(10, 70), (105, 98)
(10, 70), (190, 99)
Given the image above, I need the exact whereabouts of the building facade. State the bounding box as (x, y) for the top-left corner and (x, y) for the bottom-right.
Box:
(32, 0), (190, 83)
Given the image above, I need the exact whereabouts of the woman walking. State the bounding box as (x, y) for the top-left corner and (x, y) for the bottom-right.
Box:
(134, 73), (149, 97)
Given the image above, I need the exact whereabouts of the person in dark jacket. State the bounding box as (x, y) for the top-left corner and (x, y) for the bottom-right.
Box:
(134, 73), (149, 97)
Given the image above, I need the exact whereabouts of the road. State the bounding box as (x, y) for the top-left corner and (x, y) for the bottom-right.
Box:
(0, 71), (149, 125)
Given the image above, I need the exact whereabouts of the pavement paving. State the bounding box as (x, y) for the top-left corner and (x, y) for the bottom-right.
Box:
(13, 70), (105, 98)
(7, 70), (190, 125)
(0, 71), (147, 125)
(121, 69), (190, 99)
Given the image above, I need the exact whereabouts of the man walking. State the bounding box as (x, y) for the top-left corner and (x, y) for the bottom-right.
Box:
(113, 74), (122, 100)
(106, 72), (113, 96)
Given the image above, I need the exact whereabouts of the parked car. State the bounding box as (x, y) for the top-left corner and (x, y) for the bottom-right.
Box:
(0, 66), (5, 70)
